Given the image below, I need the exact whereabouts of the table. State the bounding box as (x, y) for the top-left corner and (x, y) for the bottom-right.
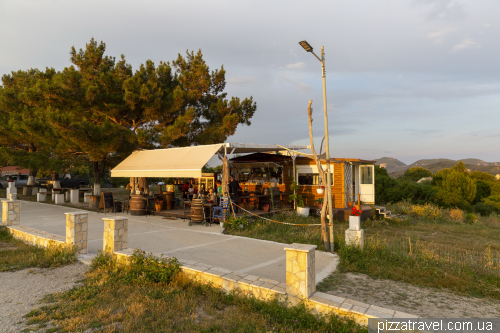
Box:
(88, 195), (100, 210)
(239, 192), (293, 211)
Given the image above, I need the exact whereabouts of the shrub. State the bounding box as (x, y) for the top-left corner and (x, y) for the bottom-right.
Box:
(225, 216), (250, 229)
(403, 167), (433, 182)
(474, 202), (494, 217)
(465, 213), (478, 224)
(409, 203), (443, 220)
(449, 208), (464, 222)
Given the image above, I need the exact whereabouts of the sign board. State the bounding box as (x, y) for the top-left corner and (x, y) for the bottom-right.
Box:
(98, 192), (115, 214)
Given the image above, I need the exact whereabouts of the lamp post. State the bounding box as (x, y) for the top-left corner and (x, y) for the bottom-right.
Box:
(299, 40), (334, 252)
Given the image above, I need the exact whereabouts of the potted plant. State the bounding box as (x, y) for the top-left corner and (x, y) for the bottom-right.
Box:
(263, 203), (270, 212)
(155, 199), (164, 212)
(349, 207), (362, 230)
(355, 200), (364, 210)
(317, 185), (324, 194)
(295, 197), (309, 217)
(316, 197), (324, 209)
(288, 180), (309, 217)
(347, 194), (354, 208)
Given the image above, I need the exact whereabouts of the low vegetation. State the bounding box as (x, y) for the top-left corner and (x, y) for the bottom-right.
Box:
(25, 250), (365, 333)
(225, 203), (500, 300)
(376, 161), (500, 216)
(0, 226), (76, 272)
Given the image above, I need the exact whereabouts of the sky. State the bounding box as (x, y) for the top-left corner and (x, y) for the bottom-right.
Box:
(0, 0), (499, 165)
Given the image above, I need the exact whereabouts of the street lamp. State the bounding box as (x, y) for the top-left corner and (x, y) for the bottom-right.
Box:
(299, 40), (334, 252)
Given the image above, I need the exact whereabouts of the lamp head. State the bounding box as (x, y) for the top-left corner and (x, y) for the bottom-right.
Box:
(299, 40), (313, 52)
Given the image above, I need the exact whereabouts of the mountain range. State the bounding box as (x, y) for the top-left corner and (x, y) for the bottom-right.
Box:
(375, 157), (500, 178)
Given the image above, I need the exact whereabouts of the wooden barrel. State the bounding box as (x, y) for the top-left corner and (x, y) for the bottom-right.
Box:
(165, 192), (174, 210)
(190, 199), (204, 222)
(130, 194), (147, 216)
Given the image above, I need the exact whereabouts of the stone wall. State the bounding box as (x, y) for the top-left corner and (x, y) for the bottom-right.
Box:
(6, 225), (65, 248)
(2, 200), (20, 226)
(103, 217), (128, 253)
(65, 212), (88, 255)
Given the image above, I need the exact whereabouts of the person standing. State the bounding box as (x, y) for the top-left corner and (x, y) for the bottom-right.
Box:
(229, 175), (240, 213)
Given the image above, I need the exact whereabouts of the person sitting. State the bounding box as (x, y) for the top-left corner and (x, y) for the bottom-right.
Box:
(207, 188), (217, 203)
(182, 181), (190, 199)
(269, 173), (278, 188)
(187, 184), (194, 200)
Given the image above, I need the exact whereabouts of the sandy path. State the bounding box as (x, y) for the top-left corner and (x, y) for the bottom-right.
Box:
(323, 272), (500, 318)
(0, 262), (87, 333)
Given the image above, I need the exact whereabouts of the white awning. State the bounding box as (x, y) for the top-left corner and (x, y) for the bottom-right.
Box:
(111, 144), (224, 178)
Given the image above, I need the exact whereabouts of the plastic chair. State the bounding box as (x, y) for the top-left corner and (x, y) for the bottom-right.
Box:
(212, 197), (229, 224)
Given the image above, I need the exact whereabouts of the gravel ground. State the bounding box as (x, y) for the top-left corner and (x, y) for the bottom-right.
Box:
(0, 262), (87, 333)
(324, 272), (500, 318)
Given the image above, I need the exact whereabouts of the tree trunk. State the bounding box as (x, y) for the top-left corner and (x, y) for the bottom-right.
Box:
(92, 161), (103, 196)
(130, 177), (136, 195)
(307, 100), (330, 251)
(27, 169), (37, 186)
(51, 171), (61, 189)
(138, 177), (148, 195)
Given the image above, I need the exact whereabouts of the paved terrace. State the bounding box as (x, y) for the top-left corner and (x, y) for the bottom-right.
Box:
(1, 200), (338, 284)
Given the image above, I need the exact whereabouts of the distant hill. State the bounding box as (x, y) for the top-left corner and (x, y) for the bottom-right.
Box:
(375, 157), (500, 178)
(374, 157), (406, 173)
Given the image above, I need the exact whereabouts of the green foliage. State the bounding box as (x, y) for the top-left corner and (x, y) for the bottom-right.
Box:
(202, 164), (223, 173)
(472, 180), (491, 204)
(225, 216), (250, 229)
(403, 167), (433, 182)
(470, 170), (495, 183)
(91, 249), (180, 285)
(465, 213), (478, 224)
(387, 180), (437, 205)
(0, 38), (256, 189)
(473, 202), (494, 217)
(288, 180), (305, 207)
(491, 182), (500, 196)
(434, 161), (476, 209)
(374, 166), (396, 204)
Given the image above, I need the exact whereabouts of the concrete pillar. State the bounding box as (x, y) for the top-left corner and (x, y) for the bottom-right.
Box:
(39, 188), (47, 193)
(285, 243), (316, 299)
(37, 192), (47, 202)
(2, 200), (20, 226)
(9, 193), (17, 200)
(346, 215), (364, 248)
(65, 212), (88, 254)
(345, 229), (364, 248)
(31, 187), (39, 195)
(65, 191), (70, 202)
(23, 186), (31, 196)
(6, 186), (17, 199)
(70, 189), (79, 204)
(55, 193), (64, 205)
(84, 193), (91, 203)
(8, 182), (15, 189)
(103, 216), (128, 254)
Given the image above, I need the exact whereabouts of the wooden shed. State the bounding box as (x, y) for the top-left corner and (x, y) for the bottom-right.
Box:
(229, 153), (376, 209)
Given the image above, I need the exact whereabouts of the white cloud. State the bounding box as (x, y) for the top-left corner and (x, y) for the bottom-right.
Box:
(452, 36), (481, 51)
(227, 76), (257, 86)
(279, 75), (312, 94)
(426, 27), (454, 44)
(279, 62), (306, 70)
(414, 0), (466, 21)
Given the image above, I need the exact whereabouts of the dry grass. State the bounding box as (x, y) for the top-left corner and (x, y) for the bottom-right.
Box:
(24, 251), (365, 333)
(0, 226), (77, 272)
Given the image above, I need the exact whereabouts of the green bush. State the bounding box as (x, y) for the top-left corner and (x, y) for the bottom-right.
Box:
(474, 202), (494, 217)
(91, 249), (180, 285)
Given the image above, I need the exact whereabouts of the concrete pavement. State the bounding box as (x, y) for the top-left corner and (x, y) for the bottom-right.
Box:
(1, 200), (338, 284)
